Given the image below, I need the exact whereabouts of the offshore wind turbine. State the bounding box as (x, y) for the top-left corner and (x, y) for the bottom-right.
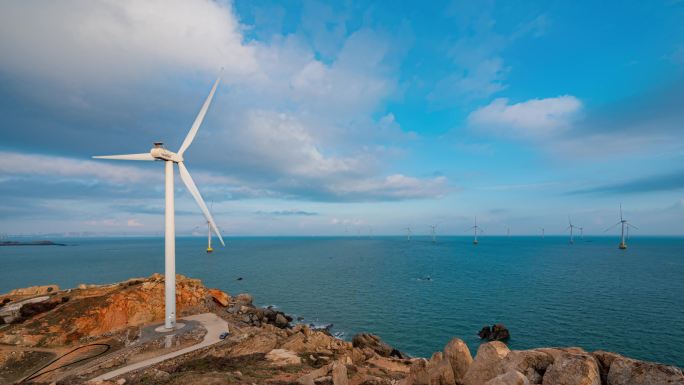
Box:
(541, 228), (545, 238)
(405, 227), (412, 241)
(604, 204), (638, 249)
(430, 224), (437, 243)
(93, 74), (225, 330)
(470, 217), (483, 245)
(565, 216), (577, 244)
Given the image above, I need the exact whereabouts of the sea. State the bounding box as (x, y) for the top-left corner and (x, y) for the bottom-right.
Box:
(1, 236), (683, 367)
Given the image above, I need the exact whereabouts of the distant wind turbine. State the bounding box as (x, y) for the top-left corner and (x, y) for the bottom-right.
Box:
(578, 226), (584, 240)
(540, 228), (545, 238)
(470, 217), (483, 245)
(430, 224), (437, 243)
(405, 227), (412, 241)
(565, 216), (577, 244)
(93, 73), (224, 330)
(604, 204), (638, 250)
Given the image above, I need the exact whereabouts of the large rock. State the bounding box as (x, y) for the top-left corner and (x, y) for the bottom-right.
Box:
(499, 350), (553, 384)
(541, 352), (600, 385)
(265, 349), (302, 366)
(463, 341), (511, 385)
(332, 360), (349, 385)
(229, 331), (279, 356)
(485, 370), (530, 385)
(408, 352), (456, 385)
(352, 333), (405, 358)
(444, 337), (473, 383)
(208, 289), (230, 307)
(591, 351), (622, 384)
(235, 293), (253, 306)
(478, 324), (510, 342)
(607, 357), (684, 385)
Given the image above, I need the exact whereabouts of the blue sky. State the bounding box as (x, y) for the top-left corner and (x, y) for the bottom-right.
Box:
(1, 0), (683, 236)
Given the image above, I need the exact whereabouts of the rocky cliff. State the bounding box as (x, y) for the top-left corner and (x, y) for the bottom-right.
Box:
(1, 276), (682, 385)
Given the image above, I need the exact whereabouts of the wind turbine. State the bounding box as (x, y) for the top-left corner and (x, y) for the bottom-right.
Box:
(578, 226), (584, 240)
(405, 227), (412, 241)
(93, 74), (225, 330)
(565, 216), (577, 244)
(540, 228), (545, 238)
(430, 224), (437, 243)
(604, 204), (638, 250)
(470, 217), (483, 245)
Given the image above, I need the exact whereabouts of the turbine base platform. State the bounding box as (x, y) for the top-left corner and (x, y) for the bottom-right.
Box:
(206, 247), (213, 253)
(154, 322), (186, 333)
(619, 243), (627, 250)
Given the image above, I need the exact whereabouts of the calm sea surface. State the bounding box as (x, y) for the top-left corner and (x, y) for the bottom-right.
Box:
(1, 236), (683, 366)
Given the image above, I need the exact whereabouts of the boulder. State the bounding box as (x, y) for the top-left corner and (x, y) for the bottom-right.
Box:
(591, 351), (622, 384)
(367, 356), (412, 374)
(265, 349), (302, 366)
(444, 337), (473, 383)
(230, 332), (278, 356)
(352, 333), (405, 358)
(208, 289), (230, 307)
(541, 352), (600, 385)
(485, 370), (530, 385)
(275, 313), (290, 328)
(463, 341), (511, 385)
(408, 352), (456, 385)
(298, 364), (333, 385)
(499, 350), (553, 384)
(479, 324), (510, 342)
(607, 357), (684, 385)
(235, 293), (253, 306)
(332, 360), (349, 385)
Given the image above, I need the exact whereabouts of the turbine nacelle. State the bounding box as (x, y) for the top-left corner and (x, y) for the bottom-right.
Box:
(150, 146), (183, 162)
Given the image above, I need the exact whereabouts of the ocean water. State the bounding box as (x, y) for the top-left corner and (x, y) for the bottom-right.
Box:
(1, 236), (683, 367)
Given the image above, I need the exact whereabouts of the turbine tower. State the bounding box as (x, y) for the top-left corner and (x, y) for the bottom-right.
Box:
(470, 217), (483, 245)
(565, 216), (577, 244)
(93, 74), (224, 330)
(405, 227), (412, 241)
(541, 228), (545, 238)
(605, 204), (638, 250)
(430, 224), (437, 243)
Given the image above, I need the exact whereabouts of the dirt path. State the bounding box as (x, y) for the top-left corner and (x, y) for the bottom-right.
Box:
(89, 313), (228, 382)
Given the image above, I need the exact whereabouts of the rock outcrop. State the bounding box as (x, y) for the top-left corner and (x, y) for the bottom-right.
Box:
(0, 274), (215, 346)
(606, 355), (684, 385)
(478, 324), (510, 342)
(463, 341), (511, 385)
(352, 333), (406, 358)
(444, 337), (473, 383)
(4, 284), (59, 297)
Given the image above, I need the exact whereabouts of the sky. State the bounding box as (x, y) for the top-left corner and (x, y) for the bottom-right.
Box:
(0, 0), (683, 237)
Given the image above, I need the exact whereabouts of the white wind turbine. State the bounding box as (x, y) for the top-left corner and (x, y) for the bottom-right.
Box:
(540, 228), (545, 238)
(430, 224), (437, 243)
(94, 74), (225, 330)
(470, 217), (483, 245)
(565, 216), (577, 244)
(604, 204), (638, 250)
(405, 227), (412, 241)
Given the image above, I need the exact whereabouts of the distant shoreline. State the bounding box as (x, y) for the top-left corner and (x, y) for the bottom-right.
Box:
(0, 240), (66, 247)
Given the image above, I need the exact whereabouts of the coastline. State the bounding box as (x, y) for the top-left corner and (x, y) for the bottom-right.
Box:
(1, 275), (682, 385)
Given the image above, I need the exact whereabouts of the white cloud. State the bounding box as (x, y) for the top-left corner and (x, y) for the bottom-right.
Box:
(468, 96), (582, 138)
(0, 151), (159, 184)
(0, 0), (256, 84)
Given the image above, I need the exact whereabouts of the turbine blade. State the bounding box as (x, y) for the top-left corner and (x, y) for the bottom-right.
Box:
(603, 222), (621, 232)
(627, 223), (639, 230)
(93, 153), (154, 161)
(178, 72), (222, 156)
(178, 162), (224, 246)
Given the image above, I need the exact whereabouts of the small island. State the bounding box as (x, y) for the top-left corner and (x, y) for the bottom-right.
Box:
(0, 240), (66, 246)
